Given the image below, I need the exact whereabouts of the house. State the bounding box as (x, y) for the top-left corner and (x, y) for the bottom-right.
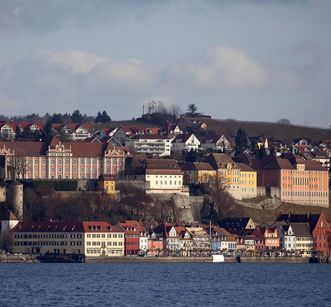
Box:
(12, 221), (125, 257)
(119, 220), (146, 256)
(153, 224), (183, 256)
(280, 223), (313, 256)
(207, 153), (257, 200)
(0, 122), (16, 140)
(293, 138), (313, 153)
(215, 134), (235, 153)
(0, 138), (127, 180)
(168, 124), (184, 135)
(264, 227), (281, 250)
(210, 227), (237, 253)
(301, 151), (330, 170)
(220, 217), (256, 234)
(255, 155), (329, 207)
(145, 159), (185, 194)
(181, 162), (216, 185)
(186, 226), (211, 256)
(126, 134), (174, 157)
(171, 134), (201, 152)
(276, 212), (330, 257)
(147, 231), (164, 256)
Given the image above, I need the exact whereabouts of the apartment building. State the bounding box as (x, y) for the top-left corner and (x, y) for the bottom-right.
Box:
(0, 137), (126, 180)
(256, 155), (329, 207)
(126, 135), (174, 157)
(11, 221), (125, 257)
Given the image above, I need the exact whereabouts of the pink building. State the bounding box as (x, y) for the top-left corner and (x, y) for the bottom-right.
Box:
(0, 137), (127, 180)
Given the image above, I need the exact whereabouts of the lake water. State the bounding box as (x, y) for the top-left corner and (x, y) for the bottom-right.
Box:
(0, 263), (331, 306)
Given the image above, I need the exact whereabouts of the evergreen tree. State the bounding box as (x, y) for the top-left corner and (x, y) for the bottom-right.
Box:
(43, 120), (53, 141)
(187, 103), (198, 116)
(235, 128), (248, 154)
(71, 110), (83, 124)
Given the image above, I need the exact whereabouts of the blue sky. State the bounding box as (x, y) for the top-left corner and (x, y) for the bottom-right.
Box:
(0, 0), (330, 127)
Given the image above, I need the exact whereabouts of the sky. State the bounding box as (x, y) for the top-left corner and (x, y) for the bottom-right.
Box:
(0, 0), (330, 127)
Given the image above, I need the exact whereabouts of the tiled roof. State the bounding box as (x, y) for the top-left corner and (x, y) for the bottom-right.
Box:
(0, 141), (45, 156)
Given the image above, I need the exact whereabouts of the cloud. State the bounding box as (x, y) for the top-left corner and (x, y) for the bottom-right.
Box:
(161, 46), (268, 92)
(0, 45), (315, 118)
(0, 0), (312, 36)
(0, 0), (166, 36)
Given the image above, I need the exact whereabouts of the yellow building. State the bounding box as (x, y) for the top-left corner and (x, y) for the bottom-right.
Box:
(207, 153), (257, 200)
(12, 221), (125, 257)
(99, 175), (116, 195)
(182, 162), (216, 184)
(237, 163), (258, 199)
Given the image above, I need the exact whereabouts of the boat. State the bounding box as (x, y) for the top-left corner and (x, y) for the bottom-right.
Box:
(212, 254), (225, 263)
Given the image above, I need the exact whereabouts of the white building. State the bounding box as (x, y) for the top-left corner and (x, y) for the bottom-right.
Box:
(126, 135), (174, 157)
(145, 159), (184, 194)
(171, 134), (201, 152)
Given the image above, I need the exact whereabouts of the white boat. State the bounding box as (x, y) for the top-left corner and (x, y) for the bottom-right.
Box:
(212, 254), (225, 263)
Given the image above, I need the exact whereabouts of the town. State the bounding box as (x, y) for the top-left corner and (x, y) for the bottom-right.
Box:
(0, 103), (330, 262)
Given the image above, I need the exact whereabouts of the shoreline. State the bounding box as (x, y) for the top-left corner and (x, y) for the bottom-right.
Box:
(0, 254), (314, 264)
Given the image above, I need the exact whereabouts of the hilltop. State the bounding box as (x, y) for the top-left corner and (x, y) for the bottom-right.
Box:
(100, 117), (331, 144)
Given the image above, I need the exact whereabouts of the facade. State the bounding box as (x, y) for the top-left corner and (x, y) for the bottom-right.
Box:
(147, 232), (164, 256)
(0, 138), (126, 180)
(99, 175), (116, 195)
(264, 227), (281, 250)
(126, 135), (174, 157)
(171, 134), (201, 152)
(256, 156), (329, 207)
(120, 220), (145, 256)
(0, 123), (16, 140)
(11, 221), (125, 257)
(181, 162), (216, 185)
(145, 159), (184, 194)
(207, 153), (257, 200)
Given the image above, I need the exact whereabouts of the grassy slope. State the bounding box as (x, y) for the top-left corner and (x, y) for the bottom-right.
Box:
(224, 202), (331, 226)
(200, 118), (331, 144)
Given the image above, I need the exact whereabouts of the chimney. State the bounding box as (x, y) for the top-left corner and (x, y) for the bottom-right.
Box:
(288, 212), (291, 222)
(307, 211), (311, 220)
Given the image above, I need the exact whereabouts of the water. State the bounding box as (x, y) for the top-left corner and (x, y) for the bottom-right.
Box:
(1, 263), (331, 307)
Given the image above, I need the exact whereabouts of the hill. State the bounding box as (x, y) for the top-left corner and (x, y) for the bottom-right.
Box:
(199, 118), (331, 144)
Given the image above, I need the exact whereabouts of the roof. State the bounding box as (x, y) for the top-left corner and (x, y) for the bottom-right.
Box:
(181, 162), (215, 171)
(276, 213), (321, 232)
(290, 223), (312, 237)
(0, 141), (44, 156)
(236, 163), (255, 172)
(12, 221), (123, 233)
(146, 159), (182, 175)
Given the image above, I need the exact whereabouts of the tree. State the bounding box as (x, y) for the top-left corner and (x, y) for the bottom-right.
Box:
(42, 120), (53, 141)
(187, 104), (198, 116)
(235, 128), (248, 154)
(50, 113), (63, 123)
(95, 111), (111, 123)
(71, 110), (83, 124)
(277, 118), (292, 125)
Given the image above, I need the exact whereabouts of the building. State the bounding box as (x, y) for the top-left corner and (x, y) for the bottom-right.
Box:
(145, 159), (184, 194)
(147, 231), (164, 256)
(99, 175), (116, 195)
(181, 162), (216, 185)
(119, 220), (146, 256)
(264, 227), (281, 250)
(0, 122), (16, 140)
(276, 212), (330, 257)
(0, 137), (127, 180)
(171, 134), (201, 152)
(207, 153), (257, 200)
(126, 135), (174, 157)
(11, 221), (125, 257)
(256, 155), (329, 207)
(220, 217), (256, 234)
